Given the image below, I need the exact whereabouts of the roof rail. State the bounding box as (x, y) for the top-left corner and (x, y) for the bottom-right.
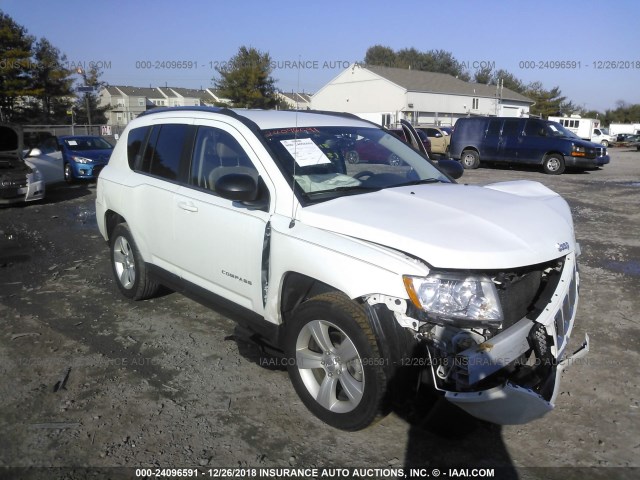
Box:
(138, 106), (227, 117)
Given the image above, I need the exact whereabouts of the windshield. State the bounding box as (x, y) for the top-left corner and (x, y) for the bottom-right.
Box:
(63, 137), (113, 151)
(547, 121), (579, 139)
(261, 126), (451, 204)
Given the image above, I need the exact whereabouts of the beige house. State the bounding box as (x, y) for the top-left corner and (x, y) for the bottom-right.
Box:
(99, 86), (230, 126)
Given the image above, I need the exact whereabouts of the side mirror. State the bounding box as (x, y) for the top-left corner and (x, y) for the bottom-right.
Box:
(215, 173), (258, 201)
(437, 159), (464, 179)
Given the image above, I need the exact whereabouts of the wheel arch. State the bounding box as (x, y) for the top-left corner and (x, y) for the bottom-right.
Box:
(104, 210), (127, 244)
(279, 272), (417, 381)
(460, 145), (479, 157)
(541, 151), (565, 165)
(280, 272), (339, 325)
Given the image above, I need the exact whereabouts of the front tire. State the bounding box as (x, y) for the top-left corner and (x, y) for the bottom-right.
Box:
(543, 154), (565, 175)
(284, 292), (387, 431)
(110, 223), (160, 300)
(64, 163), (75, 184)
(460, 149), (480, 169)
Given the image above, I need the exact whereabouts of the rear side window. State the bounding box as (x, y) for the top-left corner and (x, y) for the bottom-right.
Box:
(486, 120), (502, 136)
(136, 124), (192, 181)
(502, 120), (521, 136)
(127, 126), (150, 169)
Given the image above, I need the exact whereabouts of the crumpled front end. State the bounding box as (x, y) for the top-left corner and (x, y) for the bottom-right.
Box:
(416, 252), (588, 424)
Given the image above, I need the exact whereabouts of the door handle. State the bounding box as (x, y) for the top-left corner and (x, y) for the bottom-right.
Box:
(178, 201), (198, 212)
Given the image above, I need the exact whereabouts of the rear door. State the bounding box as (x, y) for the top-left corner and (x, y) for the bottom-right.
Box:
(129, 121), (194, 276)
(498, 119), (524, 162)
(481, 119), (503, 161)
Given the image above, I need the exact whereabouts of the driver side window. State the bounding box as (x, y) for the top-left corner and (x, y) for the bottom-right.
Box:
(188, 126), (258, 193)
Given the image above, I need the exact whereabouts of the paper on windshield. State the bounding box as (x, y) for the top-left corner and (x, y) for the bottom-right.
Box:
(280, 138), (331, 167)
(67, 140), (78, 146)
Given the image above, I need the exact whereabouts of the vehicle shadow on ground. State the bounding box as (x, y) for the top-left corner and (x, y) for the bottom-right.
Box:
(230, 327), (518, 477)
(34, 183), (95, 205)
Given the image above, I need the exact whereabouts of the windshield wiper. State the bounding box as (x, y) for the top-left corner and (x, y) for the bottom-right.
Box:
(306, 185), (381, 196)
(395, 178), (443, 187)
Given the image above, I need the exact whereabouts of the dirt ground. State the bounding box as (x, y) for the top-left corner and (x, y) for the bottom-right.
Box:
(0, 148), (638, 480)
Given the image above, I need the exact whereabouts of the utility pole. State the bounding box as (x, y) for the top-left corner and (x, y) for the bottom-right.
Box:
(76, 68), (93, 127)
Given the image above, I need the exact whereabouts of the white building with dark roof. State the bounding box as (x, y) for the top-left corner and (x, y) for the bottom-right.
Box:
(311, 64), (534, 126)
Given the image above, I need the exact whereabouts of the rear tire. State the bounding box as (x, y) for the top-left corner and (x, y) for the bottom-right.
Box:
(460, 150), (480, 169)
(543, 154), (565, 175)
(284, 292), (387, 431)
(110, 223), (160, 300)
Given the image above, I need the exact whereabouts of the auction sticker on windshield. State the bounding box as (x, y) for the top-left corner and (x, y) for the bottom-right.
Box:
(280, 138), (331, 167)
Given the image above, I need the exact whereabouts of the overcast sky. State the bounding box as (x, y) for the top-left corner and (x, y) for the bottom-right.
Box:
(4, 0), (639, 112)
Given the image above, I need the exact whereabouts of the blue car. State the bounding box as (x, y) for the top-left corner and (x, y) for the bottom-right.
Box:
(35, 135), (114, 183)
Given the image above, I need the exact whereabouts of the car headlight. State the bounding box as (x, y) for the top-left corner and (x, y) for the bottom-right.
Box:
(571, 144), (586, 157)
(71, 155), (93, 164)
(403, 272), (503, 328)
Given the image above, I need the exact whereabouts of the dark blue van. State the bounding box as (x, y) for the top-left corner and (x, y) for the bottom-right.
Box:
(449, 117), (610, 174)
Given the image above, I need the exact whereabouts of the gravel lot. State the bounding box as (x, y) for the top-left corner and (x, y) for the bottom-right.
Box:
(0, 148), (638, 479)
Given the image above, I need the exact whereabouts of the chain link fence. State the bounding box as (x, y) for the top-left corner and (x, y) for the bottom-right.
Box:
(23, 124), (125, 148)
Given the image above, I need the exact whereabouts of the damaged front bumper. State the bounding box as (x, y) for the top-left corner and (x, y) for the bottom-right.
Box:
(420, 252), (587, 424)
(444, 334), (589, 424)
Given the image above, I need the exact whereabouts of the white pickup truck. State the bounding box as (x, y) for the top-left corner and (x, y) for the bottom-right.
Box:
(96, 107), (589, 430)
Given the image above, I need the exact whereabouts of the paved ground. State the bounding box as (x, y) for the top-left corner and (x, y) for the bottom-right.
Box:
(0, 148), (638, 479)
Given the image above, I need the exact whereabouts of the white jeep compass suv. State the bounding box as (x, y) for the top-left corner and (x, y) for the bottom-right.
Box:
(96, 107), (588, 431)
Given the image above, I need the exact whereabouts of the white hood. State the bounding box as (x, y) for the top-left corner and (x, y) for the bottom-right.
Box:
(299, 180), (575, 270)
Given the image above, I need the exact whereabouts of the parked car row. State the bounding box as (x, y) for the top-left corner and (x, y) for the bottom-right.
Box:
(0, 123), (113, 206)
(613, 133), (640, 149)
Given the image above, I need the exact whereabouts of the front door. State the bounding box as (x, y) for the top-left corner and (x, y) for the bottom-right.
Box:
(173, 122), (271, 314)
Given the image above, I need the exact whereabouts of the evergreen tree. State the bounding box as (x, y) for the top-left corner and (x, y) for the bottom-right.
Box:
(213, 46), (278, 109)
(363, 46), (469, 79)
(525, 82), (573, 118)
(28, 38), (74, 123)
(0, 11), (36, 121)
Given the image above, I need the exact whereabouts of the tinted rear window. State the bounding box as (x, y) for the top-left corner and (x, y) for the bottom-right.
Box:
(502, 120), (521, 136)
(137, 124), (191, 180)
(486, 120), (502, 136)
(127, 126), (150, 169)
(149, 124), (189, 180)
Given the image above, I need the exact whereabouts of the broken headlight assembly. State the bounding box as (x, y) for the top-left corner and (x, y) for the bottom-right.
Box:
(403, 272), (503, 328)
